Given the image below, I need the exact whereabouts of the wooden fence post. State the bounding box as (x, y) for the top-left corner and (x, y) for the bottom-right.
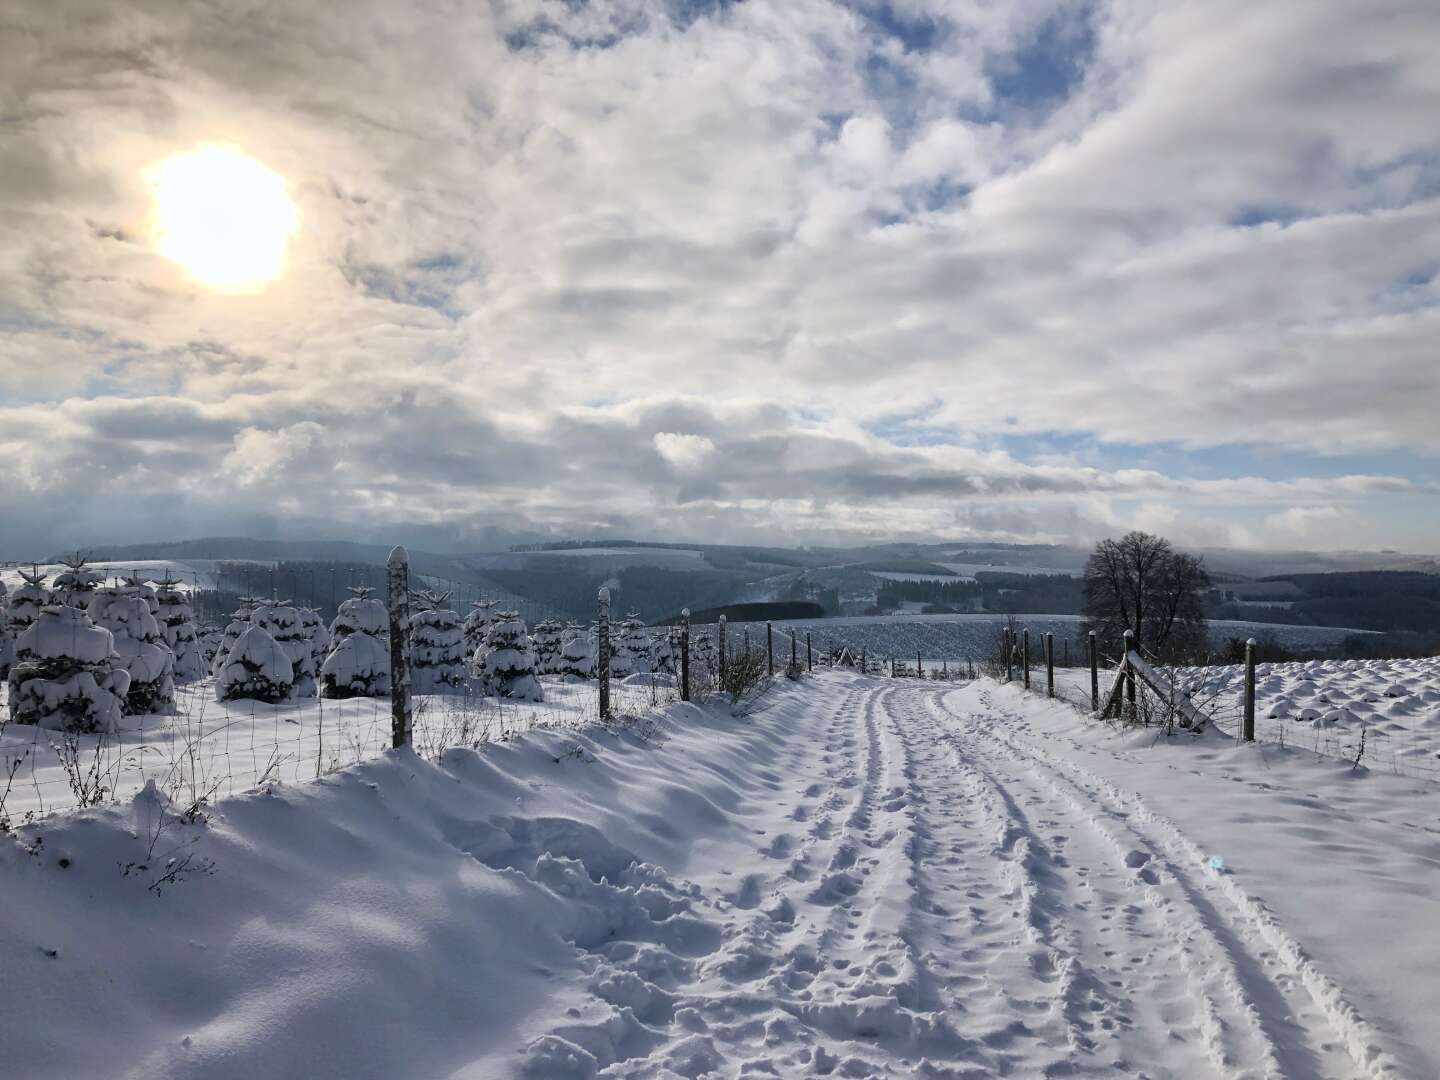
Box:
(386, 546), (412, 749)
(1123, 629), (1136, 720)
(1022, 628), (1031, 691)
(917, 650), (923, 679)
(1244, 637), (1257, 742)
(790, 631), (797, 672)
(1088, 630), (1098, 712)
(597, 587), (611, 721)
(890, 656), (896, 678)
(766, 621), (774, 677)
(1045, 632), (1054, 698)
(1004, 628), (1014, 683)
(806, 632), (813, 671)
(680, 608), (691, 702)
(718, 614), (727, 693)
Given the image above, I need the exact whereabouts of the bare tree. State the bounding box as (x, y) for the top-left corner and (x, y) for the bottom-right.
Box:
(1083, 531), (1209, 663)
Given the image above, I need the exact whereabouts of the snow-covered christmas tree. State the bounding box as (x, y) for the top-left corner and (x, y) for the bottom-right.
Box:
(611, 612), (651, 678)
(463, 599), (500, 662)
(51, 555), (103, 611)
(557, 624), (596, 680)
(217, 624), (295, 704)
(481, 614), (543, 701)
(253, 602), (316, 698)
(649, 627), (678, 676)
(154, 579), (206, 684)
(329, 586), (389, 643)
(8, 566), (50, 634)
(299, 607), (331, 682)
(408, 591), (467, 694)
(121, 575), (160, 618)
(86, 586), (177, 715)
(692, 630), (716, 682)
(321, 586), (390, 699)
(8, 605), (132, 732)
(0, 580), (13, 679)
(210, 598), (260, 677)
(530, 618), (567, 676)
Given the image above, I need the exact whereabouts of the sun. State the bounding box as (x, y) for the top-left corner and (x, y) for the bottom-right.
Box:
(145, 144), (299, 293)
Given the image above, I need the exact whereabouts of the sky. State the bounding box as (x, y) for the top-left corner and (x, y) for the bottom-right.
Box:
(1, 0), (1438, 557)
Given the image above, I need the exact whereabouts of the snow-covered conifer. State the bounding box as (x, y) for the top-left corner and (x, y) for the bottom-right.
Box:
(329, 586), (389, 644)
(87, 586), (177, 715)
(253, 602), (316, 698)
(299, 607), (330, 681)
(210, 598), (260, 677)
(217, 624), (295, 704)
(8, 605), (132, 732)
(557, 624), (596, 680)
(408, 591), (467, 694)
(481, 614), (543, 701)
(649, 628), (678, 676)
(530, 618), (567, 676)
(51, 555), (103, 610)
(0, 581), (14, 680)
(8, 567), (50, 634)
(611, 613), (650, 678)
(463, 599), (500, 662)
(155, 581), (206, 684)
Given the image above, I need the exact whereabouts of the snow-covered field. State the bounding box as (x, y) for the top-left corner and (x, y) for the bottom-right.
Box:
(730, 612), (1371, 664)
(4, 671), (1433, 1077)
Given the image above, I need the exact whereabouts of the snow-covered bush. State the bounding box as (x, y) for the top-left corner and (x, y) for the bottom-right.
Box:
(0, 580), (13, 679)
(51, 556), (103, 611)
(409, 592), (467, 694)
(611, 613), (650, 678)
(480, 614), (543, 701)
(557, 625), (596, 680)
(198, 626), (225, 671)
(87, 587), (177, 715)
(8, 567), (50, 633)
(463, 600), (500, 661)
(253, 602), (316, 698)
(649, 628), (678, 676)
(531, 619), (566, 676)
(121, 576), (160, 618)
(320, 634), (391, 699)
(155, 582), (206, 684)
(692, 631), (716, 680)
(7, 605), (132, 733)
(330, 587), (390, 643)
(217, 625), (295, 704)
(322, 587), (390, 699)
(211, 604), (256, 677)
(299, 607), (331, 681)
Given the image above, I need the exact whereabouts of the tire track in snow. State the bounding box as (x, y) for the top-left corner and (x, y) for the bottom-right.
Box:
(938, 682), (1400, 1080)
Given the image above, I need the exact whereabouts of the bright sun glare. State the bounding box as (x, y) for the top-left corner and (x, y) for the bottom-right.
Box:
(146, 143), (298, 293)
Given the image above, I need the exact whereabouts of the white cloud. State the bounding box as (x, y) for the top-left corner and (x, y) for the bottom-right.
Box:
(0, 0), (1436, 553)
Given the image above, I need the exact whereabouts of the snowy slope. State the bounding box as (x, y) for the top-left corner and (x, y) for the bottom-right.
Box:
(3, 673), (1430, 1077)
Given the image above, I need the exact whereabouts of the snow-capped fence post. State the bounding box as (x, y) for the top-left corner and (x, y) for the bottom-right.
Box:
(1022, 629), (1031, 690)
(1243, 637), (1257, 742)
(806, 633), (813, 671)
(717, 615), (727, 692)
(766, 622), (774, 677)
(386, 546), (412, 749)
(1123, 629), (1137, 720)
(680, 608), (691, 702)
(1045, 633), (1054, 698)
(1088, 631), (1099, 711)
(597, 587), (612, 721)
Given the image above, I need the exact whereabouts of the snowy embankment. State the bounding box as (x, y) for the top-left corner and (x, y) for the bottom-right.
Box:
(3, 673), (1433, 1077)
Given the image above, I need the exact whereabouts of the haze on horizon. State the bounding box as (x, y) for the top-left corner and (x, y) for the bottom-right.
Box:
(1, 0), (1437, 559)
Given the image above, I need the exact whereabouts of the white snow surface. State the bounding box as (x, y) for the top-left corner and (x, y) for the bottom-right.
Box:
(3, 672), (1435, 1077)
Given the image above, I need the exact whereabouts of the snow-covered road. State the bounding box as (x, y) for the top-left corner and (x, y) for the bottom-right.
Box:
(5, 672), (1423, 1078)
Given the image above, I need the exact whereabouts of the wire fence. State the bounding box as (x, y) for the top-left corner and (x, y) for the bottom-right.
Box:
(995, 623), (1440, 784)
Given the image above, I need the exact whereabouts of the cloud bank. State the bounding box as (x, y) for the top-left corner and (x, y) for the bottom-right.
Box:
(0, 0), (1436, 554)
